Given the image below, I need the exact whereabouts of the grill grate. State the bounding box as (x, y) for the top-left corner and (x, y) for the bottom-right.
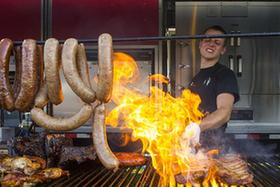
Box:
(40, 155), (280, 187)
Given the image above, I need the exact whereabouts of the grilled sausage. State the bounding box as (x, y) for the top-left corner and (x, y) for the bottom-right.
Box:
(44, 38), (64, 105)
(114, 152), (146, 166)
(92, 103), (119, 171)
(77, 43), (92, 89)
(15, 39), (38, 112)
(96, 34), (113, 103)
(31, 104), (93, 131)
(62, 38), (95, 103)
(34, 81), (48, 108)
(0, 38), (14, 111)
(13, 46), (22, 100)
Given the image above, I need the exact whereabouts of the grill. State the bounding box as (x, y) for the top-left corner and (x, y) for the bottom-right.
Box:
(40, 155), (280, 187)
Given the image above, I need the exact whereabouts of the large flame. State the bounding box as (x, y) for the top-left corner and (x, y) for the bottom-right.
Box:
(106, 52), (215, 186)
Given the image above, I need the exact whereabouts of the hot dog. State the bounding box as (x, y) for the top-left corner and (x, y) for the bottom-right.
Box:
(77, 43), (92, 89)
(62, 38), (95, 103)
(0, 38), (14, 111)
(15, 39), (38, 112)
(96, 34), (113, 103)
(31, 104), (93, 131)
(44, 38), (64, 105)
(92, 103), (119, 171)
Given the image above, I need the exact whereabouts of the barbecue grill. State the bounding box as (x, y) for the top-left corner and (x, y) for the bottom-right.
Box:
(40, 154), (280, 187)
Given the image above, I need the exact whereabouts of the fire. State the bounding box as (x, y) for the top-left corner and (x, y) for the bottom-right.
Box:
(106, 52), (208, 186)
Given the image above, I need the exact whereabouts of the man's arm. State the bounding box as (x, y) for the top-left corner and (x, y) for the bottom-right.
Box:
(199, 93), (234, 132)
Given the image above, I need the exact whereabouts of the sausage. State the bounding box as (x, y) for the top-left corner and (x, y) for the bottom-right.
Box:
(62, 38), (95, 103)
(92, 103), (119, 171)
(37, 45), (44, 89)
(31, 104), (93, 131)
(0, 38), (14, 111)
(44, 38), (64, 105)
(13, 46), (22, 100)
(15, 39), (38, 112)
(77, 44), (92, 89)
(114, 152), (146, 166)
(34, 81), (48, 108)
(96, 34), (113, 103)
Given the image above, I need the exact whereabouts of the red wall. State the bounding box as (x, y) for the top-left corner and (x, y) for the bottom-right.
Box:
(0, 1), (41, 41)
(52, 0), (159, 41)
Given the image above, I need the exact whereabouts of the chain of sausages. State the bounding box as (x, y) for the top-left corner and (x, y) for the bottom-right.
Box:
(0, 34), (118, 171)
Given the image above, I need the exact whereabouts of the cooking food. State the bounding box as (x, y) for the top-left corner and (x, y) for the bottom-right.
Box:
(15, 39), (39, 112)
(114, 152), (146, 166)
(31, 104), (93, 131)
(45, 134), (73, 167)
(44, 38), (64, 105)
(38, 167), (69, 179)
(77, 43), (92, 89)
(175, 157), (210, 184)
(96, 33), (113, 103)
(0, 38), (15, 111)
(92, 103), (119, 171)
(58, 146), (96, 166)
(215, 154), (253, 185)
(62, 38), (96, 103)
(8, 134), (46, 158)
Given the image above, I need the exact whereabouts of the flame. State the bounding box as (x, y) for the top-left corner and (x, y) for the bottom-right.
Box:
(107, 52), (210, 186)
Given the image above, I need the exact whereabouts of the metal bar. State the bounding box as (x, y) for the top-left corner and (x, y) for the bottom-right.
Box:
(249, 157), (280, 186)
(71, 167), (102, 187)
(81, 167), (108, 187)
(13, 32), (280, 45)
(116, 167), (136, 187)
(247, 162), (275, 187)
(108, 169), (128, 187)
(100, 169), (124, 187)
(136, 160), (154, 187)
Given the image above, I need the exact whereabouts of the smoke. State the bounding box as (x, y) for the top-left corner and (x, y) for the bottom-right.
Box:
(230, 139), (278, 157)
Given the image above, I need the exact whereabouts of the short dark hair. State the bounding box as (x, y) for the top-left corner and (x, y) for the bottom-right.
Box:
(201, 25), (227, 46)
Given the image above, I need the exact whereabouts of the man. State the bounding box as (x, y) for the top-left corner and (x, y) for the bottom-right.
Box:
(187, 25), (240, 152)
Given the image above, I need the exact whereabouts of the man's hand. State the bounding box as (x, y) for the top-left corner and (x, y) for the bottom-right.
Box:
(181, 122), (201, 147)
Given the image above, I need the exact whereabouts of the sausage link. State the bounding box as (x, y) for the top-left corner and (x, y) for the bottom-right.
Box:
(92, 103), (119, 171)
(96, 34), (113, 103)
(44, 38), (64, 105)
(13, 46), (22, 100)
(62, 38), (95, 103)
(77, 44), (92, 89)
(15, 39), (38, 112)
(31, 104), (93, 131)
(37, 45), (44, 89)
(0, 38), (14, 111)
(34, 81), (48, 108)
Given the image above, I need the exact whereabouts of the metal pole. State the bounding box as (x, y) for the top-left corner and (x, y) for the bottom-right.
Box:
(13, 31), (280, 45)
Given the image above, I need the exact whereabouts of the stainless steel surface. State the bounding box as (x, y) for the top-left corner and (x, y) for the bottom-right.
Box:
(176, 2), (280, 125)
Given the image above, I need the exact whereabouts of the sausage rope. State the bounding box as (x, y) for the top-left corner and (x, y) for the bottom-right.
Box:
(96, 34), (113, 103)
(0, 38), (14, 111)
(92, 103), (119, 171)
(44, 38), (64, 105)
(31, 104), (93, 131)
(62, 38), (96, 103)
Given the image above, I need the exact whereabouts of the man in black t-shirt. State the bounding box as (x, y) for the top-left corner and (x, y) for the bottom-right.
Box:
(187, 25), (240, 152)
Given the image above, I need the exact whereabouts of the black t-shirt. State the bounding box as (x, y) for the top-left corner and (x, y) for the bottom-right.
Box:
(188, 63), (240, 151)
